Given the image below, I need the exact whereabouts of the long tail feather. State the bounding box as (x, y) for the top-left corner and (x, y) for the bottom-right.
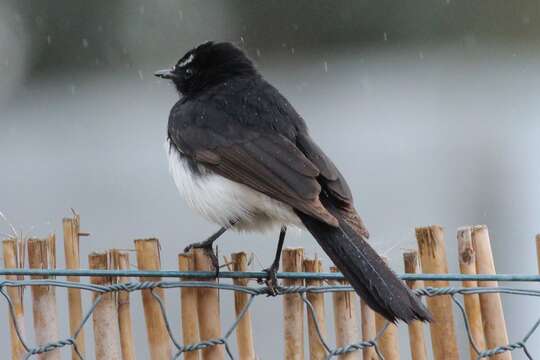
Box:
(296, 207), (432, 323)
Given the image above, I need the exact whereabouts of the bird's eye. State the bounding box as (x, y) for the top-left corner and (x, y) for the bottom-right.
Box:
(184, 68), (193, 79)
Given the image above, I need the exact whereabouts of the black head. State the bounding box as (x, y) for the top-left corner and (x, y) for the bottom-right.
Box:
(154, 41), (257, 96)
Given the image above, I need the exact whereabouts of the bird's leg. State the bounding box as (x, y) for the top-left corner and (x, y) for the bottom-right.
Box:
(260, 225), (287, 295)
(184, 222), (234, 277)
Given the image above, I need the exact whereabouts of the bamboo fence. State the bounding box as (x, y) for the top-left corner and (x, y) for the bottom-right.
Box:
(0, 215), (539, 359)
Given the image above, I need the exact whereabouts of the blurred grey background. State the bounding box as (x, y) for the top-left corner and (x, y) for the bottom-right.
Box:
(1, 1), (540, 358)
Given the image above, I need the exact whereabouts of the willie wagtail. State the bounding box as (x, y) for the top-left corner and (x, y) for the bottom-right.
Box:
(155, 41), (431, 323)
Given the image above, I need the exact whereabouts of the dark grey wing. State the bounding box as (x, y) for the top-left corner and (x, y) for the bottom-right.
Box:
(169, 124), (339, 227)
(296, 133), (353, 203)
(296, 132), (369, 238)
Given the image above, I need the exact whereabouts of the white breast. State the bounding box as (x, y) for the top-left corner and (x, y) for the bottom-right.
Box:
(165, 140), (302, 232)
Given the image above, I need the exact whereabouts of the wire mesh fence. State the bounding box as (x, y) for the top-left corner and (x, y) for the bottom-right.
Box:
(0, 271), (539, 360)
(2, 216), (539, 359)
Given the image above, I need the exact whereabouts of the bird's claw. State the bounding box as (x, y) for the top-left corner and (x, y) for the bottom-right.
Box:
(258, 265), (279, 296)
(183, 241), (220, 278)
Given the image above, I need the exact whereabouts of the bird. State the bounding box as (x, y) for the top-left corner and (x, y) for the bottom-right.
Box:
(155, 41), (432, 323)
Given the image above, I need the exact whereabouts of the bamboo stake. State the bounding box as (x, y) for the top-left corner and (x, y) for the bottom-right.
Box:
(231, 252), (255, 360)
(2, 238), (26, 360)
(415, 225), (459, 360)
(457, 227), (487, 359)
(282, 247), (304, 360)
(111, 249), (136, 360)
(374, 257), (399, 360)
(330, 266), (359, 360)
(134, 239), (171, 360)
(89, 252), (122, 359)
(27, 236), (60, 360)
(403, 250), (428, 360)
(303, 258), (328, 360)
(63, 215), (86, 359)
(374, 316), (399, 360)
(471, 225), (511, 360)
(178, 252), (200, 360)
(360, 300), (377, 360)
(193, 248), (224, 360)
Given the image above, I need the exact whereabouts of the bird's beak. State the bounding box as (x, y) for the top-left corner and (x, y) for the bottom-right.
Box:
(154, 68), (176, 80)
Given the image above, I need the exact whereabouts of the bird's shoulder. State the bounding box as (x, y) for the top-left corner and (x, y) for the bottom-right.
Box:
(168, 76), (307, 142)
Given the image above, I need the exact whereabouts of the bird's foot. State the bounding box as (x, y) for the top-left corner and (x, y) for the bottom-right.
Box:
(259, 264), (279, 296)
(184, 239), (220, 277)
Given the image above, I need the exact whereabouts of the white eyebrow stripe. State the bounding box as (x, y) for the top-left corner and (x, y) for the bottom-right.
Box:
(178, 54), (194, 67)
